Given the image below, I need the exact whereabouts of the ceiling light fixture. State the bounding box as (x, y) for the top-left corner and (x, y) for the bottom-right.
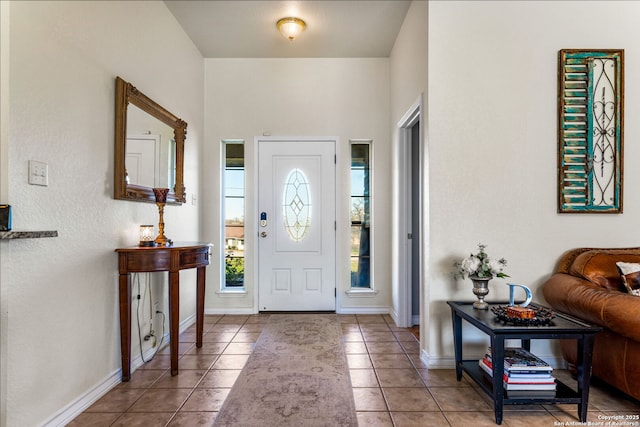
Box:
(276, 17), (306, 41)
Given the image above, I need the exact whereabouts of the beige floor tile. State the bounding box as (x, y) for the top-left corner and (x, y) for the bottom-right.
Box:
(392, 411), (450, 427)
(338, 314), (358, 323)
(183, 342), (227, 355)
(394, 331), (419, 342)
(202, 332), (235, 343)
(158, 342), (194, 355)
(444, 410), (498, 426)
(111, 412), (173, 427)
(417, 369), (470, 387)
(232, 332), (260, 343)
(343, 331), (365, 342)
(178, 332), (197, 343)
(347, 354), (373, 369)
(382, 387), (440, 412)
(362, 331), (397, 342)
(551, 408), (611, 424)
(365, 341), (405, 354)
(357, 411), (394, 426)
(350, 369), (379, 388)
(239, 324), (263, 333)
(151, 369), (207, 389)
(342, 323), (361, 333)
(589, 386), (640, 412)
(127, 389), (192, 412)
(138, 355), (171, 370)
(359, 323), (392, 332)
(211, 354), (250, 369)
(344, 341), (368, 354)
(66, 412), (122, 426)
(369, 353), (413, 369)
(356, 314), (387, 324)
(376, 368), (426, 388)
(198, 369), (242, 388)
(86, 388), (145, 412)
(176, 354), (218, 370)
(167, 411), (217, 426)
(429, 386), (492, 411)
(217, 315), (249, 323)
(180, 388), (230, 412)
(222, 342), (255, 354)
(400, 340), (420, 354)
(116, 369), (165, 389)
(353, 388), (388, 411)
(502, 410), (563, 427)
(209, 324), (241, 333)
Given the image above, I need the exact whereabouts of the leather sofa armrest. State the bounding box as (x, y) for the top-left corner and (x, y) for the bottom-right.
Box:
(543, 273), (640, 342)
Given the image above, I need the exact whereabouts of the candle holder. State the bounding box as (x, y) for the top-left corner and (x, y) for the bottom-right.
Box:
(152, 188), (170, 246)
(139, 225), (156, 247)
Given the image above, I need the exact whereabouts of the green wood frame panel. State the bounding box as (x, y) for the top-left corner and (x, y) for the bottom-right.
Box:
(558, 49), (624, 213)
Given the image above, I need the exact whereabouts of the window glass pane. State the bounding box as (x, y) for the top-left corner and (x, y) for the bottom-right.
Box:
(350, 143), (371, 288)
(223, 142), (245, 288)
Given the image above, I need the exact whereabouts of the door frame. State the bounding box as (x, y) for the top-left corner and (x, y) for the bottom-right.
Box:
(396, 96), (423, 328)
(253, 136), (339, 312)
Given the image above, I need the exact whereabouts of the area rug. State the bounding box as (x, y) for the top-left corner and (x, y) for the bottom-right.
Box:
(213, 314), (357, 427)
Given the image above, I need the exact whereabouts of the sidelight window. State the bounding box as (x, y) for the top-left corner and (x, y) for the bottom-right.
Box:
(350, 141), (372, 288)
(222, 141), (245, 288)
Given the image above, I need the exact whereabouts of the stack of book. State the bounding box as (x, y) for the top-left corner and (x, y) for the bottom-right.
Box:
(479, 347), (556, 398)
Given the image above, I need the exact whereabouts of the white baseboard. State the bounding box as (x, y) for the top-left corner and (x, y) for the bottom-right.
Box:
(336, 306), (390, 315)
(42, 313), (196, 427)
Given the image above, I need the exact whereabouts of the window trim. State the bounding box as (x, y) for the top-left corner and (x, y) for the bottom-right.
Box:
(221, 139), (246, 291)
(347, 139), (374, 292)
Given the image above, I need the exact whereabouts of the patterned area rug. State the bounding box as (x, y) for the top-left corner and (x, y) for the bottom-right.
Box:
(214, 314), (357, 427)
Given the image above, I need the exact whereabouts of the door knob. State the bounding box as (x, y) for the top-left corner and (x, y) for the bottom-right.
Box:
(260, 232), (267, 238)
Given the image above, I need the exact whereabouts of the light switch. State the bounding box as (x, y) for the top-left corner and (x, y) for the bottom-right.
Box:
(28, 160), (48, 186)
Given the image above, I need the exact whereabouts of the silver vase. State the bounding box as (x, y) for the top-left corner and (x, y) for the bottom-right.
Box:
(470, 275), (492, 310)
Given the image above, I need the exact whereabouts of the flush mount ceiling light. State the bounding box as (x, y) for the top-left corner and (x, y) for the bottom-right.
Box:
(276, 17), (306, 41)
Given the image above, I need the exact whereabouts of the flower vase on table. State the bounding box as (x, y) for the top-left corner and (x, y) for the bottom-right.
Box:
(453, 243), (509, 310)
(470, 275), (492, 310)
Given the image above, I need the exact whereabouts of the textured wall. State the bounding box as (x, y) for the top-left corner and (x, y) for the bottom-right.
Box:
(203, 58), (391, 313)
(428, 1), (640, 363)
(3, 1), (203, 425)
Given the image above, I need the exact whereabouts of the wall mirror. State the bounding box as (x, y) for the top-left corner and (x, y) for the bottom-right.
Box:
(114, 76), (186, 204)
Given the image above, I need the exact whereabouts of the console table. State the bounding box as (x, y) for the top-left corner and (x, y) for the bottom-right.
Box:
(116, 242), (212, 381)
(447, 301), (602, 425)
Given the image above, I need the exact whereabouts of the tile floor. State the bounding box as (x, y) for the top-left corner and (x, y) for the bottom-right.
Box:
(70, 314), (640, 426)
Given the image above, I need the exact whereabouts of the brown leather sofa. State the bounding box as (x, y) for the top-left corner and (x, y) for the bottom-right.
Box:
(542, 247), (640, 401)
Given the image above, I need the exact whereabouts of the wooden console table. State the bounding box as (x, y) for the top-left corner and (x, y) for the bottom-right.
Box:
(116, 242), (212, 381)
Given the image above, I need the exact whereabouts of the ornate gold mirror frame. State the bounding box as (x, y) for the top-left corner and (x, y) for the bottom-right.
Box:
(114, 76), (186, 204)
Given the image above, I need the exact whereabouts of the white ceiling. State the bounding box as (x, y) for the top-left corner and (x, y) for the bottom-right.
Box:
(164, 1), (412, 58)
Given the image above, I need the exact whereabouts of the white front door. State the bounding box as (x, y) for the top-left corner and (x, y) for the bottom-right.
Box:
(257, 138), (336, 311)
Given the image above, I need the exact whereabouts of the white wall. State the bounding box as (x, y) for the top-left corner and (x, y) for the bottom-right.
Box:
(427, 1), (640, 364)
(2, 1), (203, 425)
(389, 0), (428, 329)
(203, 58), (391, 313)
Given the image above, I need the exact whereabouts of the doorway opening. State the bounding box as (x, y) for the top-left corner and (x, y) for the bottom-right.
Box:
(397, 97), (423, 328)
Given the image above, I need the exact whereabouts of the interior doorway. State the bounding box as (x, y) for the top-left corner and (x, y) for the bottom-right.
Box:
(397, 97), (423, 328)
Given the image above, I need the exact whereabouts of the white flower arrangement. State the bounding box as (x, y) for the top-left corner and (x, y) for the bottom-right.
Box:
(453, 243), (508, 279)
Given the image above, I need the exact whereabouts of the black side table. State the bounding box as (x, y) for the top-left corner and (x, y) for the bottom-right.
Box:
(447, 301), (602, 425)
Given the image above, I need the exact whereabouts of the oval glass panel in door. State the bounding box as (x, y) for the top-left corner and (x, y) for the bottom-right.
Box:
(283, 168), (312, 242)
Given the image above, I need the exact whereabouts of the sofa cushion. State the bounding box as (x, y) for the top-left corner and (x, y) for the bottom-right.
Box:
(616, 262), (640, 296)
(569, 252), (640, 292)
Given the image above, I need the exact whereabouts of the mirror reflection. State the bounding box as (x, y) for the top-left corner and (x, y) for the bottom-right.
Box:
(114, 76), (186, 204)
(126, 104), (176, 190)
